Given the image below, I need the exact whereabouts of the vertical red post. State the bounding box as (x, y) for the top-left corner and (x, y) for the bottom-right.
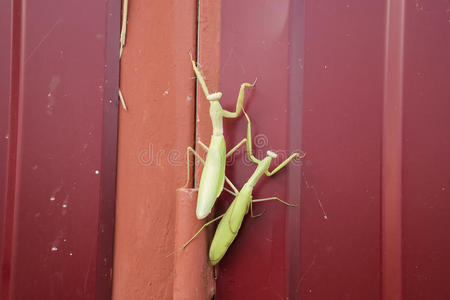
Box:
(112, 1), (197, 299)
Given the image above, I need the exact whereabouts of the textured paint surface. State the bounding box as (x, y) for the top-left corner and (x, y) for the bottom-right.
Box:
(111, 0), (197, 299)
(0, 0), (120, 299)
(401, 1), (450, 299)
(218, 1), (450, 300)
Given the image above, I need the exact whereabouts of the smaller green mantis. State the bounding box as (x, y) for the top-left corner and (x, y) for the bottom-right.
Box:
(184, 54), (256, 219)
(180, 110), (305, 265)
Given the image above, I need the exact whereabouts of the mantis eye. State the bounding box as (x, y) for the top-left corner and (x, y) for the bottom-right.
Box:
(207, 92), (222, 101)
(267, 151), (277, 158)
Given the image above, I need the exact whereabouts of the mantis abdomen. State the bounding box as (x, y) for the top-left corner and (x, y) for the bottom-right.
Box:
(209, 185), (253, 265)
(196, 135), (226, 219)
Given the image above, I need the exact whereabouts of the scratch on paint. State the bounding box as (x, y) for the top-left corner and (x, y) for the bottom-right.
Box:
(296, 254), (317, 292)
(303, 171), (328, 220)
(25, 19), (62, 63)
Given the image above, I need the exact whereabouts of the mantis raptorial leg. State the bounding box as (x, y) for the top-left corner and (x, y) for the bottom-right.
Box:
(222, 78), (257, 118)
(266, 152), (304, 176)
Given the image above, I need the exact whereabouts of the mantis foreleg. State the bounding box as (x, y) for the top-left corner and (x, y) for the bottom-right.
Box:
(222, 79), (257, 118)
(189, 52), (210, 97)
(242, 109), (261, 164)
(265, 152), (305, 177)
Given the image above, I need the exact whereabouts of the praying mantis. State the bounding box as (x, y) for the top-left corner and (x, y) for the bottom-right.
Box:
(181, 110), (305, 265)
(184, 54), (256, 219)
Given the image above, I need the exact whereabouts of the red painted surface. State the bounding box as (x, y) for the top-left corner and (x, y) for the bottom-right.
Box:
(382, 0), (405, 299)
(402, 1), (450, 299)
(173, 189), (215, 300)
(111, 0), (197, 299)
(0, 0), (120, 299)
(218, 0), (450, 299)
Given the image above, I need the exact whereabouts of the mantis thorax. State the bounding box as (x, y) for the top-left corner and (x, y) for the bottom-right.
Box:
(210, 101), (224, 136)
(247, 156), (272, 187)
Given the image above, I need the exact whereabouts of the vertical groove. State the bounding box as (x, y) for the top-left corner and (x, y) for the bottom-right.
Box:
(192, 0), (200, 188)
(286, 0), (305, 298)
(1, 0), (23, 299)
(382, 0), (405, 299)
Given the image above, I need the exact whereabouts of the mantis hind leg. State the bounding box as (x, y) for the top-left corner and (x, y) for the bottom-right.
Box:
(198, 140), (240, 195)
(249, 197), (297, 218)
(184, 143), (238, 196)
(167, 213), (225, 257)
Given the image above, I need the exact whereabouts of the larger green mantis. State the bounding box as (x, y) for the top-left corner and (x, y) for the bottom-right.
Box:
(185, 54), (256, 219)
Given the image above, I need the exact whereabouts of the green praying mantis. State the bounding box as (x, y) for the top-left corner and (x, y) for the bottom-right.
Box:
(184, 54), (256, 219)
(182, 109), (305, 265)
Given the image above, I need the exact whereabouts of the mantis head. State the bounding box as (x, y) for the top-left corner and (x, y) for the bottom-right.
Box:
(207, 92), (223, 102)
(267, 151), (278, 158)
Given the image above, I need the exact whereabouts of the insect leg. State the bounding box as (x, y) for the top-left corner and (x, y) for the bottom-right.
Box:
(226, 138), (247, 158)
(183, 147), (205, 188)
(252, 197), (297, 207)
(265, 152), (305, 177)
(189, 53), (210, 97)
(242, 109), (261, 164)
(183, 214), (224, 248)
(222, 78), (257, 118)
(196, 140), (240, 194)
(167, 214), (225, 257)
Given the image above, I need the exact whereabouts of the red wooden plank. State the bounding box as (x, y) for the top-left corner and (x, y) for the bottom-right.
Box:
(402, 1), (450, 299)
(0, 0), (120, 299)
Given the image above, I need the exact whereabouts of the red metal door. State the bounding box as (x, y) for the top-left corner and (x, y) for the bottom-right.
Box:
(0, 1), (120, 299)
(216, 0), (450, 299)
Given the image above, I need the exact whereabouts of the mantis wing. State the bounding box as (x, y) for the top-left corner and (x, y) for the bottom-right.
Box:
(196, 135), (226, 219)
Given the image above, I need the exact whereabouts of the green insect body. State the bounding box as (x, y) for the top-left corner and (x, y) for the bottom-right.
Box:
(209, 154), (276, 265)
(208, 110), (303, 265)
(177, 110), (303, 264)
(197, 135), (226, 219)
(185, 56), (256, 219)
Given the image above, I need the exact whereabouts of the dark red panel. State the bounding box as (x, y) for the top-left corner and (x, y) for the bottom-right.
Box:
(218, 1), (295, 299)
(0, 0), (13, 291)
(300, 1), (384, 299)
(0, 0), (119, 299)
(218, 0), (385, 299)
(402, 1), (450, 299)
